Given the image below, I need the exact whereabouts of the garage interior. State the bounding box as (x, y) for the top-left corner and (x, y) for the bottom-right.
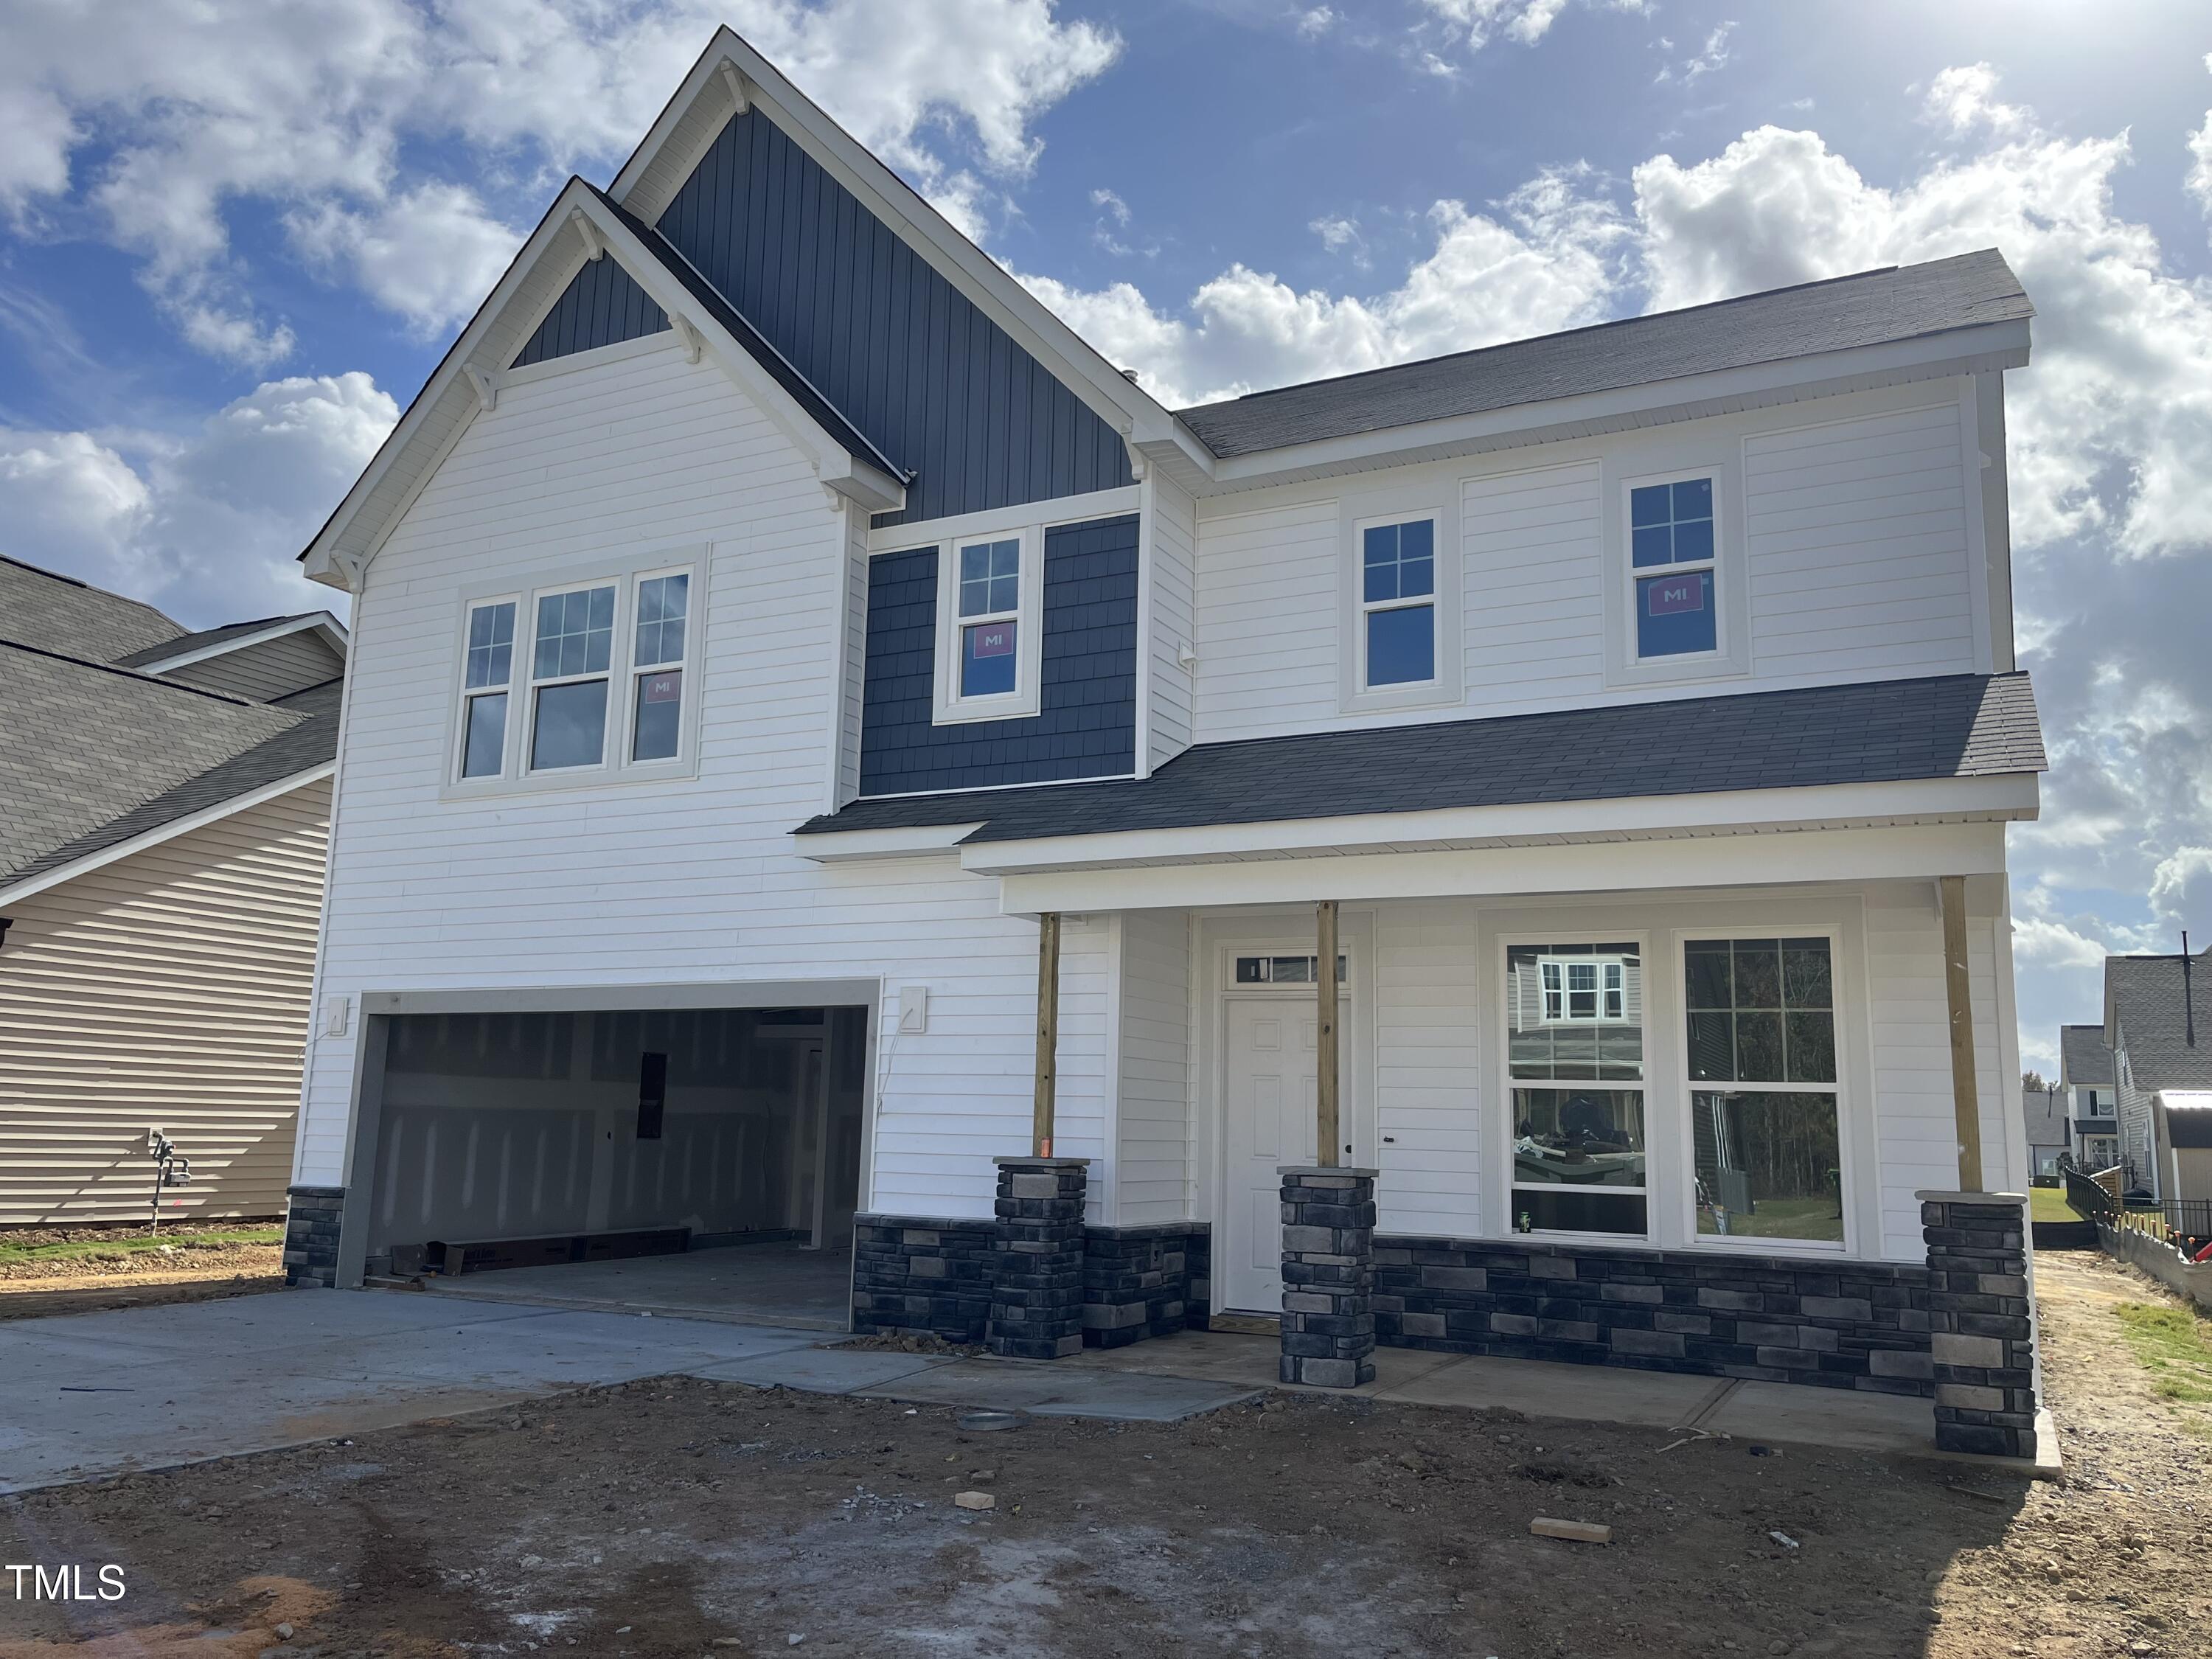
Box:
(357, 1004), (868, 1329)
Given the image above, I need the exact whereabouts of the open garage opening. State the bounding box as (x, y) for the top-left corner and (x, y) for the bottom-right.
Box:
(352, 1003), (869, 1330)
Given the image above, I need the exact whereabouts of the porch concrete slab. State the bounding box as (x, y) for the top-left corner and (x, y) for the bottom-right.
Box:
(1372, 1352), (1730, 1427)
(854, 1357), (1265, 1422)
(0, 1289), (819, 1495)
(1703, 1380), (1938, 1455)
(689, 1345), (957, 1394)
(418, 1241), (852, 1332)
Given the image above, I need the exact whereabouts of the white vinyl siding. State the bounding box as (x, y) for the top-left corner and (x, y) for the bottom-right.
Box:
(1145, 473), (1198, 773)
(1117, 908), (1192, 1222)
(0, 780), (330, 1224)
(1190, 384), (1984, 746)
(1743, 402), (1975, 680)
(1373, 900), (1483, 1238)
(296, 345), (1108, 1220)
(162, 631), (344, 703)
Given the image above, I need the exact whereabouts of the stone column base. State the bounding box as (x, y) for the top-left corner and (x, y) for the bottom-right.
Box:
(283, 1185), (345, 1287)
(989, 1156), (1090, 1360)
(1279, 1166), (1377, 1388)
(1920, 1189), (2039, 1458)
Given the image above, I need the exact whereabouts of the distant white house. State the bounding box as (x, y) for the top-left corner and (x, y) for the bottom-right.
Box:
(278, 29), (2048, 1457)
(2056, 1021), (2118, 1173)
(2098, 950), (2212, 1203)
(0, 556), (345, 1225)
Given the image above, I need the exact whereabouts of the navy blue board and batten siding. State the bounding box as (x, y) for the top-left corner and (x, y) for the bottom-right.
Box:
(509, 106), (1131, 526)
(860, 515), (1138, 797)
(511, 254), (669, 367)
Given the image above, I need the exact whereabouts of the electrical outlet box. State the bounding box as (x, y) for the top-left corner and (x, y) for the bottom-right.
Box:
(321, 995), (350, 1037)
(898, 985), (929, 1035)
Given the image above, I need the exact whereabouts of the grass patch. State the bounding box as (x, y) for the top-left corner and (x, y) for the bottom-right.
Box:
(2113, 1301), (2212, 1406)
(2029, 1185), (2086, 1223)
(0, 1227), (283, 1268)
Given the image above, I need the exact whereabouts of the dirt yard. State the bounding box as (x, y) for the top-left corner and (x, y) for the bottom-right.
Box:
(0, 1226), (285, 1322)
(2, 1251), (2207, 1659)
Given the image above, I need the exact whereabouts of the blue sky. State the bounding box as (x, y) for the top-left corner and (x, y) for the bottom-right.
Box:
(7, 0), (2212, 1074)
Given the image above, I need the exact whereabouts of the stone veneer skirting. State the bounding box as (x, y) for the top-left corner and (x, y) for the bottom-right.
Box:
(852, 1213), (1210, 1346)
(282, 1185), (346, 1287)
(1374, 1233), (1935, 1394)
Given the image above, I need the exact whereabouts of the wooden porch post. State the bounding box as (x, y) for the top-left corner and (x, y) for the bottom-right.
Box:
(1939, 875), (1983, 1192)
(1032, 911), (1061, 1158)
(1316, 899), (1340, 1169)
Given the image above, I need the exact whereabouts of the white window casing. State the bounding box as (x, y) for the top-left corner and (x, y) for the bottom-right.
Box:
(442, 544), (706, 800)
(928, 521), (1044, 724)
(1603, 449), (1750, 688)
(1336, 486), (1461, 716)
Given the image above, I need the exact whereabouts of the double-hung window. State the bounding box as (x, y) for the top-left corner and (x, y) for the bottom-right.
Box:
(1630, 476), (1717, 659)
(451, 554), (700, 789)
(1684, 936), (1844, 1245)
(456, 601), (515, 779)
(957, 538), (1021, 698)
(1360, 517), (1436, 687)
(529, 583), (616, 770)
(1506, 942), (1647, 1237)
(629, 571), (689, 762)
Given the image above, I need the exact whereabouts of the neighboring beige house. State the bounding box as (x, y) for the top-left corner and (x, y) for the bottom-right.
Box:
(0, 555), (345, 1225)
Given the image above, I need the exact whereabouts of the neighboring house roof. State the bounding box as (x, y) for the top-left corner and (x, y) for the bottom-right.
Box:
(0, 555), (185, 664)
(2104, 953), (2212, 1093)
(591, 184), (909, 484)
(1175, 250), (2032, 459)
(2060, 1023), (2114, 1088)
(799, 670), (2044, 841)
(114, 613), (321, 668)
(1, 678), (341, 896)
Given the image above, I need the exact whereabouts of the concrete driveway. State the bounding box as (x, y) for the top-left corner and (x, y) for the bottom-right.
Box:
(0, 1288), (821, 1495)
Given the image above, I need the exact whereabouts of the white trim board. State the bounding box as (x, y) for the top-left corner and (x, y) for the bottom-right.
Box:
(140, 613), (349, 676)
(0, 762), (335, 908)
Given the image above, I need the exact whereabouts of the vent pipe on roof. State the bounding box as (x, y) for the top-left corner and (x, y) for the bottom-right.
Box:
(2185, 931), (2196, 1048)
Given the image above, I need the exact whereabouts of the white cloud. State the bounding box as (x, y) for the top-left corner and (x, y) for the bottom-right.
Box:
(1922, 63), (2028, 139)
(1295, 7), (1338, 40)
(1418, 0), (1646, 51)
(1, 0), (1121, 355)
(2188, 54), (2212, 224)
(1655, 21), (1733, 86)
(0, 375), (395, 625)
(1310, 214), (1365, 259)
(1022, 171), (1624, 406)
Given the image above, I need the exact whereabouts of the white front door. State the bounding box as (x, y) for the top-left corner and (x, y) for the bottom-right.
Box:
(1222, 995), (1346, 1313)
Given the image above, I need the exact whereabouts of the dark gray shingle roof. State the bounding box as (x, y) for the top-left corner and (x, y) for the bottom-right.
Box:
(114, 613), (319, 668)
(2104, 955), (2212, 1094)
(0, 643), (304, 884)
(1174, 249), (2032, 459)
(1, 678), (339, 892)
(799, 671), (2044, 843)
(2059, 1023), (2113, 1088)
(1, 555), (184, 664)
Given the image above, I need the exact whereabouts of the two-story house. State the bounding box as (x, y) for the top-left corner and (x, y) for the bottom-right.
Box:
(2101, 951), (2212, 1206)
(2056, 1022), (2118, 1172)
(286, 32), (2045, 1456)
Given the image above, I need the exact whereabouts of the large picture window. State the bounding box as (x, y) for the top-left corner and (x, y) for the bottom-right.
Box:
(1684, 936), (1844, 1245)
(1507, 942), (1646, 1237)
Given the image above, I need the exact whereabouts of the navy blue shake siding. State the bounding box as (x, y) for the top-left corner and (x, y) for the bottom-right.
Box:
(655, 112), (1131, 527)
(859, 515), (1138, 796)
(510, 254), (668, 367)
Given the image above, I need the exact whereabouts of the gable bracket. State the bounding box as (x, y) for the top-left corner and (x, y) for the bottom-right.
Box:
(670, 312), (706, 364)
(718, 59), (751, 115)
(462, 363), (500, 413)
(568, 206), (606, 262)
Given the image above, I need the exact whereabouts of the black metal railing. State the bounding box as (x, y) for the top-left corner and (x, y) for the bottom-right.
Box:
(2064, 1166), (2212, 1255)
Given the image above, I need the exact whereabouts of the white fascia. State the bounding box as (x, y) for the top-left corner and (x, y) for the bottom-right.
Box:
(142, 613), (349, 675)
(788, 823), (983, 863)
(0, 762), (335, 908)
(959, 773), (2041, 879)
(995, 819), (2015, 918)
(1164, 321), (2032, 500)
(609, 29), (1213, 479)
(302, 181), (902, 593)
